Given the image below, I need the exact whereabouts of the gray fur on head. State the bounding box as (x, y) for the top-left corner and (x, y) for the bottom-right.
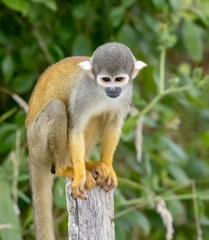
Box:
(91, 42), (135, 77)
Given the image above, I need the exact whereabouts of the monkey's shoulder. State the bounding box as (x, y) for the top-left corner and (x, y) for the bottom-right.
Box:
(43, 56), (90, 78)
(26, 56), (90, 126)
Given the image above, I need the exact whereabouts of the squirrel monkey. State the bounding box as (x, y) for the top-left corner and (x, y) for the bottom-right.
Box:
(26, 42), (146, 240)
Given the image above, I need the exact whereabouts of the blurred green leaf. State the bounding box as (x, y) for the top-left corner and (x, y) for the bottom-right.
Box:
(168, 0), (183, 10)
(201, 131), (209, 147)
(22, 208), (33, 228)
(31, 0), (57, 10)
(125, 211), (151, 235)
(1, 54), (15, 82)
(54, 177), (66, 209)
(114, 188), (127, 206)
(168, 163), (190, 184)
(186, 158), (209, 178)
(162, 137), (188, 164)
(115, 219), (127, 240)
(122, 0), (136, 8)
(109, 7), (125, 28)
(182, 19), (203, 62)
(43, 0), (57, 11)
(0, 176), (22, 240)
(167, 199), (186, 224)
(73, 5), (89, 19)
(117, 25), (136, 49)
(0, 124), (17, 153)
(72, 35), (91, 56)
(11, 74), (34, 94)
(14, 110), (27, 126)
(1, 0), (29, 15)
(201, 216), (209, 226)
(152, 0), (167, 9)
(50, 44), (65, 59)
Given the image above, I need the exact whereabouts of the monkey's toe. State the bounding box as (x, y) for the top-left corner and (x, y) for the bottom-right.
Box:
(85, 171), (96, 190)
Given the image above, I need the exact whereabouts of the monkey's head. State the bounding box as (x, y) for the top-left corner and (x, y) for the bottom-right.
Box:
(79, 42), (146, 99)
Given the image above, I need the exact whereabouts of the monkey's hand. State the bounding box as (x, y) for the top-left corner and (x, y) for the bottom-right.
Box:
(85, 161), (118, 191)
(72, 175), (88, 200)
(56, 166), (95, 199)
(85, 170), (97, 190)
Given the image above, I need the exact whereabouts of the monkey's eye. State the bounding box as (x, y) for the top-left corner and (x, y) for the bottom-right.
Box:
(102, 77), (111, 82)
(115, 77), (124, 82)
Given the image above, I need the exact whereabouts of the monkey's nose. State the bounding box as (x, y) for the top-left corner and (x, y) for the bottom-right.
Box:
(104, 87), (122, 98)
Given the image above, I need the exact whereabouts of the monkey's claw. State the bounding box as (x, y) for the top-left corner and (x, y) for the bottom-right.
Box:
(72, 177), (88, 200)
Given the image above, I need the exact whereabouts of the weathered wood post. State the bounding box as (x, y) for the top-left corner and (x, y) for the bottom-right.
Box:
(66, 179), (115, 240)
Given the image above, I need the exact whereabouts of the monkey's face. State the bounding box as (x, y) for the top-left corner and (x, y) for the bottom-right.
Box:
(96, 74), (129, 98)
(78, 43), (147, 99)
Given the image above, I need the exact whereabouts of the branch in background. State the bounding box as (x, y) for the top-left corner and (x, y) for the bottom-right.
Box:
(191, 180), (202, 240)
(0, 224), (12, 230)
(159, 47), (166, 94)
(33, 27), (54, 65)
(157, 199), (174, 240)
(138, 48), (207, 119)
(10, 130), (21, 216)
(0, 107), (18, 123)
(0, 87), (28, 112)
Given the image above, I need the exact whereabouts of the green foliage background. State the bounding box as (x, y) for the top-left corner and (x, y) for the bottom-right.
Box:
(0, 0), (209, 239)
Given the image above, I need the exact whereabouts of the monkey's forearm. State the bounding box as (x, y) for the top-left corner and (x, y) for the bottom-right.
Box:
(100, 127), (121, 167)
(69, 132), (88, 199)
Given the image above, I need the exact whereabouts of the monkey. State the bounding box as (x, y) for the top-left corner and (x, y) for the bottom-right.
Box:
(25, 42), (146, 240)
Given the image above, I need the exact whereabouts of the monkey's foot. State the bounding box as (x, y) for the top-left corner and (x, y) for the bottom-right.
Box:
(72, 175), (88, 200)
(85, 161), (118, 191)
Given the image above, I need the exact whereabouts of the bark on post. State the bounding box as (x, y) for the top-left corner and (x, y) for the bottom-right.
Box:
(66, 178), (115, 240)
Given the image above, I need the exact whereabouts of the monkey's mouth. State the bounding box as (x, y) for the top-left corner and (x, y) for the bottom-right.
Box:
(104, 87), (122, 98)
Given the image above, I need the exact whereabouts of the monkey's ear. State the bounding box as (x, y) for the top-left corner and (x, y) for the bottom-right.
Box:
(78, 61), (94, 79)
(132, 61), (147, 79)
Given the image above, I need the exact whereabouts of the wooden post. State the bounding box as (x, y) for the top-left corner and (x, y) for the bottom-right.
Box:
(66, 179), (115, 240)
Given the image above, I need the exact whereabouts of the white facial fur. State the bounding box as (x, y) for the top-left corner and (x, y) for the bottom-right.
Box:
(97, 74), (129, 87)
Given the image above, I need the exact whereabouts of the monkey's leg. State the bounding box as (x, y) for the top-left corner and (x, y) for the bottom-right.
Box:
(27, 99), (70, 240)
(39, 100), (89, 199)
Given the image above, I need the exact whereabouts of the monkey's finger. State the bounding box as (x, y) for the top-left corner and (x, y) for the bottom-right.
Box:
(101, 178), (115, 192)
(72, 182), (88, 200)
(85, 171), (96, 190)
(77, 186), (88, 200)
(96, 174), (107, 186)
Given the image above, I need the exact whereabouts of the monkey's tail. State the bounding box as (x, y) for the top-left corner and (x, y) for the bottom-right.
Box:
(29, 158), (55, 240)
